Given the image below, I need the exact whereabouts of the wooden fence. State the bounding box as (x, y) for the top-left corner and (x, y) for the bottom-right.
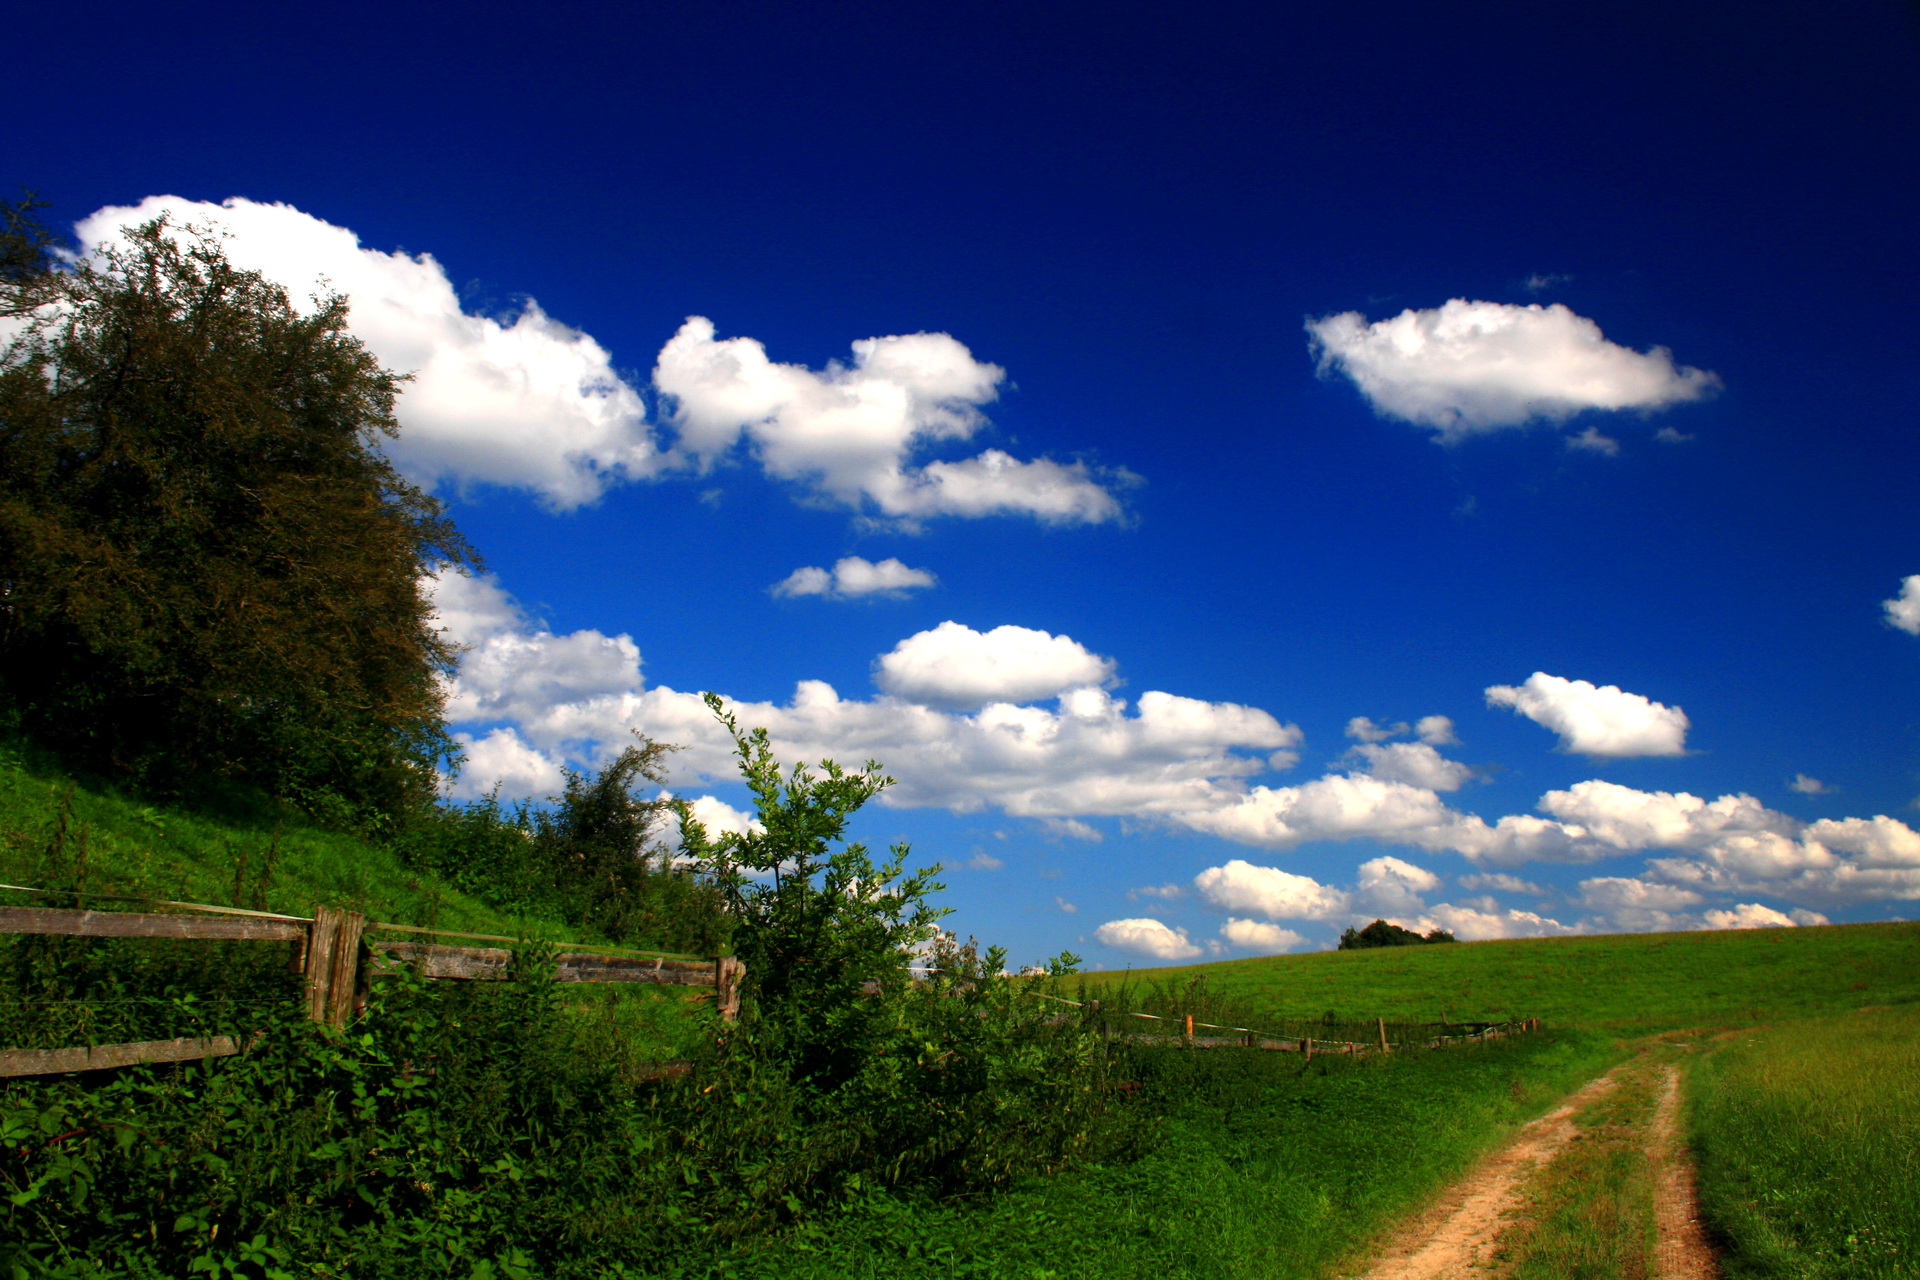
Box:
(0, 896), (743, 1079)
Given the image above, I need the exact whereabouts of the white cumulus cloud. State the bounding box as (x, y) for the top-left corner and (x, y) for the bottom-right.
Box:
(1093, 918), (1202, 961)
(1307, 298), (1719, 440)
(1885, 575), (1920, 636)
(1193, 860), (1351, 921)
(1218, 918), (1307, 955)
(873, 622), (1118, 709)
(772, 556), (937, 600)
(1702, 903), (1801, 930)
(1356, 856), (1443, 914)
(1350, 741), (1475, 791)
(654, 317), (1125, 525)
(1789, 774), (1832, 795)
(1486, 672), (1689, 757)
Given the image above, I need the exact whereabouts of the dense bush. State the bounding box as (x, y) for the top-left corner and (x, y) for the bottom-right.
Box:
(1338, 919), (1456, 949)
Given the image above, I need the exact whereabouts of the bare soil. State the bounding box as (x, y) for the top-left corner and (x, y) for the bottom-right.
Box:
(1346, 1069), (1621, 1279)
(1344, 1058), (1721, 1280)
(1650, 1064), (1719, 1280)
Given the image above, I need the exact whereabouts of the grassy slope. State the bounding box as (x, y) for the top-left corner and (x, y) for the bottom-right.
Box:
(1078, 924), (1920, 1032)
(1690, 1004), (1920, 1278)
(3, 741), (571, 940)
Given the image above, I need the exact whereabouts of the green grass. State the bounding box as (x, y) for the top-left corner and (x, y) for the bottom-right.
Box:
(1080, 924), (1920, 1032)
(677, 1028), (1622, 1280)
(1691, 1005), (1920, 1278)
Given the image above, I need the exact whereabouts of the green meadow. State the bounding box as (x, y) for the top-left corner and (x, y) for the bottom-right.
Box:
(1082, 921), (1920, 1032)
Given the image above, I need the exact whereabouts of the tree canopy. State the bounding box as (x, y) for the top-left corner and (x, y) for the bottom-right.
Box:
(0, 205), (476, 820)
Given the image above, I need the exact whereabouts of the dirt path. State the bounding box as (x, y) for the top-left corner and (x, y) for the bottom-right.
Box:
(1346, 1069), (1621, 1280)
(1650, 1064), (1718, 1280)
(1345, 1058), (1720, 1280)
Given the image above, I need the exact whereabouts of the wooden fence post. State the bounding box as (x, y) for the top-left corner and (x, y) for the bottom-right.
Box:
(1183, 1013), (1194, 1042)
(716, 956), (744, 1022)
(1377, 1017), (1389, 1054)
(304, 907), (366, 1028)
(1301, 1036), (1312, 1062)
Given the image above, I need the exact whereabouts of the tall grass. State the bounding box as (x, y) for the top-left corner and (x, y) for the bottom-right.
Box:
(1691, 1005), (1920, 1278)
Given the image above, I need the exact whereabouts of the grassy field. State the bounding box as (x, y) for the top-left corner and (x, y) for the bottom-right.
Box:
(1078, 923), (1920, 1032)
(1690, 1004), (1920, 1278)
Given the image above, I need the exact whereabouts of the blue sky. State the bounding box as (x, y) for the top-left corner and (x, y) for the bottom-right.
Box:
(17, 1), (1920, 965)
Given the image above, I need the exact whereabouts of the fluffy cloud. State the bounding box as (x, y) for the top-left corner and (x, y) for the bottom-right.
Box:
(1415, 716), (1459, 745)
(72, 199), (1135, 522)
(1418, 903), (1576, 941)
(1350, 741), (1474, 791)
(1576, 876), (1704, 931)
(1356, 855), (1443, 914)
(448, 727), (568, 800)
(1182, 773), (1471, 850)
(75, 197), (663, 510)
(874, 622), (1117, 709)
(1193, 860), (1350, 920)
(432, 576), (1301, 822)
(428, 570), (641, 727)
(1486, 673), (1689, 757)
(1885, 575), (1920, 635)
(1789, 774), (1832, 795)
(683, 794), (762, 838)
(1702, 903), (1801, 930)
(1218, 918), (1307, 955)
(654, 317), (1126, 525)
(772, 556), (937, 600)
(1093, 918), (1202, 960)
(1345, 716), (1405, 743)
(1307, 299), (1719, 439)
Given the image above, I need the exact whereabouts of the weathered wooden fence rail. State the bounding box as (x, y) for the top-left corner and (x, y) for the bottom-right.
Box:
(0, 895), (743, 1079)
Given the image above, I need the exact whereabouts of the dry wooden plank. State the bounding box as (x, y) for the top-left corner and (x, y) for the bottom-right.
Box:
(368, 941), (719, 987)
(0, 1035), (243, 1078)
(0, 906), (306, 942)
(304, 906), (341, 1022)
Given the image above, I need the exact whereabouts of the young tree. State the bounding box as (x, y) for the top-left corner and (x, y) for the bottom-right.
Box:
(677, 692), (948, 1088)
(0, 211), (476, 820)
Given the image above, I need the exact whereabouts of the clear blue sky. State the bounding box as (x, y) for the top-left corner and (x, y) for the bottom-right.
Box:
(18, 1), (1920, 964)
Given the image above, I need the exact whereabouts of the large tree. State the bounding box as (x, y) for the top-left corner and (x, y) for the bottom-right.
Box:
(0, 206), (476, 819)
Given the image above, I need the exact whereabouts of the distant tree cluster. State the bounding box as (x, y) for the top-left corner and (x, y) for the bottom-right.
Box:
(0, 195), (476, 822)
(1338, 918), (1458, 949)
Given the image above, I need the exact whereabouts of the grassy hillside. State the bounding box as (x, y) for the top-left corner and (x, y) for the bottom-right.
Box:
(1, 739), (595, 942)
(1081, 923), (1920, 1032)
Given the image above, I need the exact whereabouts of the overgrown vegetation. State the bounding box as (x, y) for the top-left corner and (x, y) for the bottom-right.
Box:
(1338, 918), (1456, 949)
(1691, 1005), (1920, 1278)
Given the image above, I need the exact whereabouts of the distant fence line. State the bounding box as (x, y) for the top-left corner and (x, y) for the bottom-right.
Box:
(0, 886), (744, 1079)
(1026, 990), (1540, 1059)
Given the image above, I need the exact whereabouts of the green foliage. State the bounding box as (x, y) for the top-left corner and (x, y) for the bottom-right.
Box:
(1338, 918), (1456, 949)
(392, 739), (726, 953)
(1691, 1005), (1920, 1278)
(677, 693), (950, 1088)
(0, 211), (476, 823)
